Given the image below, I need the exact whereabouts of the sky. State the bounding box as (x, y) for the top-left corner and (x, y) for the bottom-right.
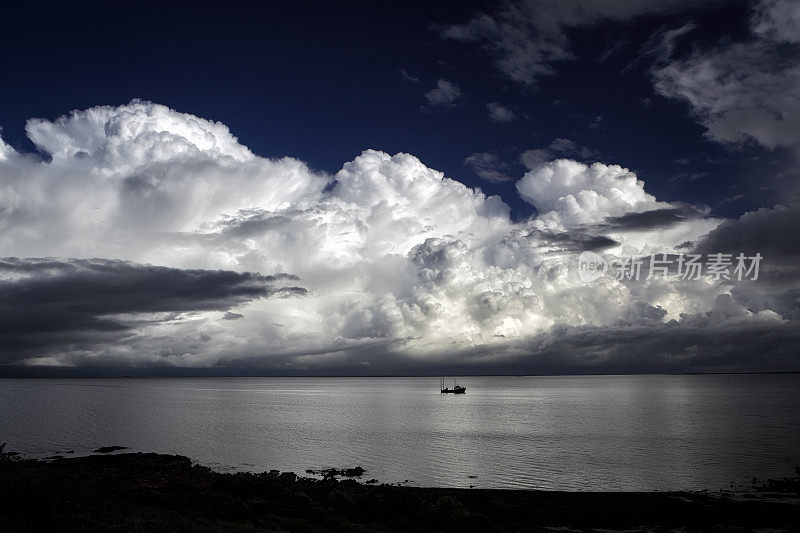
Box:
(0, 0), (798, 376)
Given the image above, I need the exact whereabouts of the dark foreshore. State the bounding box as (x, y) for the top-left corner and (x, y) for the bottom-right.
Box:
(1, 451), (798, 532)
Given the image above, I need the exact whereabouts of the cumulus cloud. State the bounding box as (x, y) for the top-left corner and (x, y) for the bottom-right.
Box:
(0, 101), (797, 374)
(486, 102), (516, 123)
(516, 159), (664, 226)
(0, 129), (13, 161)
(515, 159), (720, 264)
(651, 0), (800, 150)
(442, 0), (720, 87)
(0, 101), (327, 263)
(422, 79), (463, 110)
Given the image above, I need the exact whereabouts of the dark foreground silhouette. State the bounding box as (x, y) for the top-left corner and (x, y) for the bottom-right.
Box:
(1, 451), (798, 532)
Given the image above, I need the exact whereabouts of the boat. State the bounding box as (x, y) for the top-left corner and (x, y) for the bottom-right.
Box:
(440, 378), (466, 394)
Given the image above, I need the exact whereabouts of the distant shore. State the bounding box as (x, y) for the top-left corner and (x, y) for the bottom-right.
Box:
(2, 370), (799, 378)
(1, 451), (798, 532)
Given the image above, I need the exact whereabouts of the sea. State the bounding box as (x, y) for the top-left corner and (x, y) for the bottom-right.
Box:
(1, 374), (798, 491)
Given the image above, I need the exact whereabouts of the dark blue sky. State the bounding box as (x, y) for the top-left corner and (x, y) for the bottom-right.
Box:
(0, 0), (782, 220)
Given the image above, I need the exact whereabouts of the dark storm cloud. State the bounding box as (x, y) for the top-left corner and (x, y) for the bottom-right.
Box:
(601, 205), (704, 231)
(526, 229), (620, 252)
(693, 204), (800, 319)
(515, 318), (800, 374)
(0, 258), (306, 362)
(236, 313), (800, 377)
(694, 204), (800, 260)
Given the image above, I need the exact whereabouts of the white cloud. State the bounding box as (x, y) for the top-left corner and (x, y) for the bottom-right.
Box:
(486, 102), (516, 123)
(515, 159), (720, 259)
(651, 0), (800, 150)
(753, 0), (800, 43)
(516, 159), (663, 226)
(0, 128), (13, 161)
(442, 0), (720, 87)
(422, 79), (463, 110)
(25, 100), (255, 168)
(0, 101), (795, 373)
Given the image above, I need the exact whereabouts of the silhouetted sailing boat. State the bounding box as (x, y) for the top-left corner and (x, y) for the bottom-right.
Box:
(440, 378), (466, 394)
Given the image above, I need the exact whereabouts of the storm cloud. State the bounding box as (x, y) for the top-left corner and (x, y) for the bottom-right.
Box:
(0, 101), (796, 374)
(601, 205), (706, 231)
(0, 258), (304, 365)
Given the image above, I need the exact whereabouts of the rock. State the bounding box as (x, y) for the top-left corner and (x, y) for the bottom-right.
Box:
(278, 472), (297, 482)
(306, 466), (366, 478)
(92, 446), (128, 454)
(343, 466), (365, 477)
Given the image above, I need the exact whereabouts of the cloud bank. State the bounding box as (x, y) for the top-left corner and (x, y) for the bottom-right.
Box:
(0, 101), (797, 374)
(0, 258), (304, 367)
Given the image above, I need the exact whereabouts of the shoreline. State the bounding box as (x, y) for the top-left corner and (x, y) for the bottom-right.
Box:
(5, 446), (786, 493)
(1, 451), (798, 532)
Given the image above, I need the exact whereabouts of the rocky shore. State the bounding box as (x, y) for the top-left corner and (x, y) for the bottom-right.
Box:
(1, 450), (798, 532)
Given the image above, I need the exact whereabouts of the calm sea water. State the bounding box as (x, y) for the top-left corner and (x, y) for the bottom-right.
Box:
(1, 375), (798, 491)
